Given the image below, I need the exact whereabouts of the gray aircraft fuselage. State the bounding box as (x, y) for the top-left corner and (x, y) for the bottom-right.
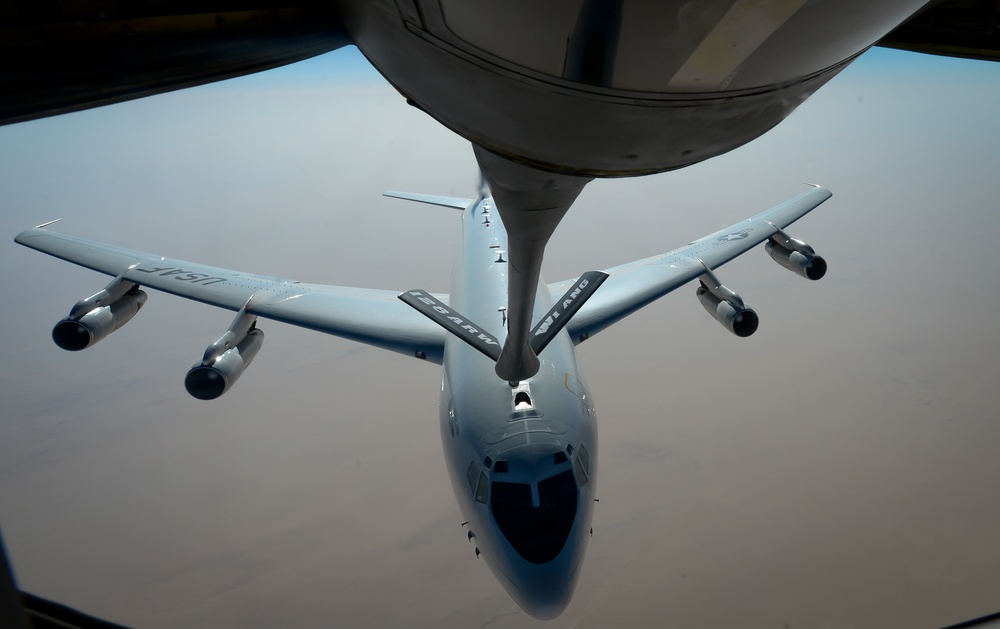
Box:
(439, 197), (597, 619)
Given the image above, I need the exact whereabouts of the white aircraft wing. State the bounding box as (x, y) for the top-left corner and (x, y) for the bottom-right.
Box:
(14, 227), (447, 363)
(554, 186), (833, 343)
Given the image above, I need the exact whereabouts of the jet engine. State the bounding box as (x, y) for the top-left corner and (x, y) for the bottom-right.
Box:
(765, 229), (827, 281)
(185, 306), (263, 401)
(695, 267), (758, 338)
(52, 278), (147, 351)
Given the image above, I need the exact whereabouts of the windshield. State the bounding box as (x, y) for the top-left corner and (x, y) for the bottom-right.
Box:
(490, 470), (578, 564)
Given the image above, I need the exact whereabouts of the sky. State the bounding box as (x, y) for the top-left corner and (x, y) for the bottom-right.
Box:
(1, 44), (999, 629)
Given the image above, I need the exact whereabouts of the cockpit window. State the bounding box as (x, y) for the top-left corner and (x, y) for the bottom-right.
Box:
(475, 471), (489, 504)
(492, 480), (531, 509)
(538, 469), (576, 507)
(467, 461), (490, 504)
(466, 461), (479, 493)
(572, 443), (590, 487)
(491, 470), (578, 564)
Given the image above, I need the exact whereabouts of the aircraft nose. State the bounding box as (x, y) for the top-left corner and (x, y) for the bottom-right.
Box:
(510, 574), (575, 620)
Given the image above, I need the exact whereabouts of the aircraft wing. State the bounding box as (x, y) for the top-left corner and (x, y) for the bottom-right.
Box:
(0, 3), (351, 126)
(14, 227), (447, 363)
(877, 1), (1000, 63)
(554, 186), (832, 343)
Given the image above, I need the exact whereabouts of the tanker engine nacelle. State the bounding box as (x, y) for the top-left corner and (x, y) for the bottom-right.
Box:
(765, 229), (827, 281)
(185, 306), (263, 401)
(52, 278), (148, 351)
(695, 266), (758, 338)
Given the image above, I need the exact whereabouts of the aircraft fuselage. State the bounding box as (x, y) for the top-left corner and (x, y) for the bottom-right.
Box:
(438, 197), (597, 619)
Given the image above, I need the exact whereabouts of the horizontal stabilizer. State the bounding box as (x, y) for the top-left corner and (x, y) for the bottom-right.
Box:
(399, 289), (501, 361)
(530, 271), (608, 355)
(383, 190), (472, 210)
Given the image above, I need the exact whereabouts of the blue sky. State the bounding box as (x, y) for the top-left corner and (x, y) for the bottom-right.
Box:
(1, 44), (999, 628)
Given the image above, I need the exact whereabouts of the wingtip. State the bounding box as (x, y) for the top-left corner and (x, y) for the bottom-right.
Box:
(34, 218), (62, 229)
(802, 182), (832, 197)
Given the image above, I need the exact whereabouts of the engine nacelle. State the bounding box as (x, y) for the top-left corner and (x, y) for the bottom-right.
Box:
(765, 237), (827, 281)
(696, 285), (758, 337)
(52, 288), (147, 351)
(185, 321), (264, 401)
